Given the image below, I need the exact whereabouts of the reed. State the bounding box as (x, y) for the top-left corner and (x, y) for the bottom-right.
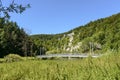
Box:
(0, 53), (120, 80)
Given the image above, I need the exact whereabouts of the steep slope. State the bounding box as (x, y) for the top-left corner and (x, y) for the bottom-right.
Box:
(31, 13), (120, 54)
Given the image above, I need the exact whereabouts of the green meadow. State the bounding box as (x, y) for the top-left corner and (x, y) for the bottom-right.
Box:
(0, 53), (120, 80)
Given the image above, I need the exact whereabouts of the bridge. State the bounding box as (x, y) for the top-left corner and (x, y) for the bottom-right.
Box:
(36, 54), (101, 59)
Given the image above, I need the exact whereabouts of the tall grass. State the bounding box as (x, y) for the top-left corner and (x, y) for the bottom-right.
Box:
(0, 54), (120, 80)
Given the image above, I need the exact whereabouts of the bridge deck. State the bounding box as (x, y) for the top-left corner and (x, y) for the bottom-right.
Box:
(37, 54), (101, 59)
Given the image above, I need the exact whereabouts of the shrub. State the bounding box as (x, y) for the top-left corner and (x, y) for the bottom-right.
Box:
(4, 54), (23, 62)
(0, 58), (4, 63)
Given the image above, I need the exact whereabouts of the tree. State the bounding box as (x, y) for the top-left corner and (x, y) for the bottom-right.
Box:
(0, 1), (34, 57)
(0, 21), (38, 57)
(0, 0), (30, 19)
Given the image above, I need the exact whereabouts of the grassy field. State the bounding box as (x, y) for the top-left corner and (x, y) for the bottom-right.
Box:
(0, 54), (120, 80)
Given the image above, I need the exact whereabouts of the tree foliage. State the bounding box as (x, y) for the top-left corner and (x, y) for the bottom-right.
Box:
(0, 0), (30, 19)
(0, 19), (42, 57)
(31, 13), (120, 54)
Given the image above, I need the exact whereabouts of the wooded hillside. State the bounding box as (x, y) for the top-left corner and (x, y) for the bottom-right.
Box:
(31, 13), (120, 54)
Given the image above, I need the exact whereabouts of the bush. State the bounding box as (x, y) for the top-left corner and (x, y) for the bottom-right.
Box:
(4, 54), (23, 62)
(0, 58), (4, 63)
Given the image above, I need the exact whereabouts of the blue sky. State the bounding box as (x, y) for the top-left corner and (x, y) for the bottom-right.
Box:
(10, 0), (120, 34)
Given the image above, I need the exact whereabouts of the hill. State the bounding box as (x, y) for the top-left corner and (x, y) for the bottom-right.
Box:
(31, 13), (120, 54)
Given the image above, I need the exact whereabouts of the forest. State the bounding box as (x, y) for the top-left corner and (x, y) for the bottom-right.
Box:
(1, 13), (120, 57)
(31, 13), (120, 54)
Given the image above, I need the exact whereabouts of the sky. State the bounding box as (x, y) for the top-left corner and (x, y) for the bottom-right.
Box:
(8, 0), (120, 35)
